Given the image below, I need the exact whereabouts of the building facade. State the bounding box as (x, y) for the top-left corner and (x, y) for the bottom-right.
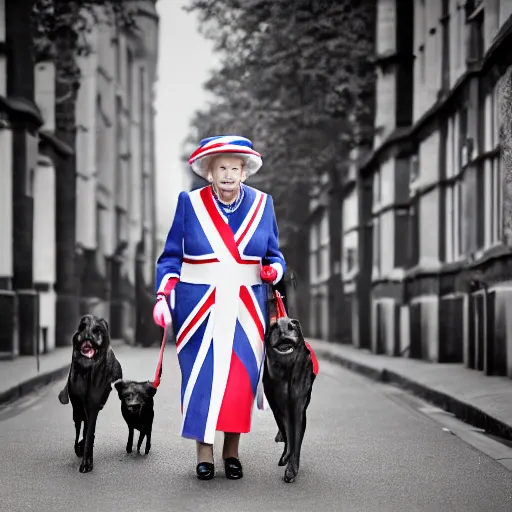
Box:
(0, 0), (160, 359)
(338, 0), (512, 379)
(74, 1), (159, 346)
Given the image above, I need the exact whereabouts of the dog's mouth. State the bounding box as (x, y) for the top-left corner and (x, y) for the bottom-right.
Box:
(126, 402), (143, 414)
(80, 340), (96, 359)
(274, 338), (296, 354)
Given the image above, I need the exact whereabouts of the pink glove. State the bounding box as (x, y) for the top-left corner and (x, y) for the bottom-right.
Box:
(260, 265), (278, 284)
(153, 277), (178, 328)
(153, 296), (171, 328)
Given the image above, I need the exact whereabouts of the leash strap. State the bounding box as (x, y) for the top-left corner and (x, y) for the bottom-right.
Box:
(274, 290), (287, 318)
(152, 324), (167, 388)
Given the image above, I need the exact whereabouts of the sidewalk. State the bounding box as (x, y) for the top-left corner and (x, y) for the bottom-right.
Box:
(0, 339), (126, 406)
(3, 337), (512, 443)
(308, 338), (512, 441)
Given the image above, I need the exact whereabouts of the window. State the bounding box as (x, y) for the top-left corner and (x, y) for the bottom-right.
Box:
(441, 0), (450, 93)
(318, 211), (329, 281)
(445, 181), (462, 262)
(346, 248), (356, 273)
(481, 86), (501, 248)
(373, 215), (381, 276)
(484, 156), (501, 247)
(343, 229), (358, 277)
(444, 114), (463, 262)
(408, 197), (420, 267)
(466, 4), (484, 65)
(95, 203), (107, 274)
(373, 170), (382, 206)
(309, 225), (318, 285)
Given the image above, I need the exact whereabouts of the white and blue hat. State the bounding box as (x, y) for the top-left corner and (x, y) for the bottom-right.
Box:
(188, 135), (263, 178)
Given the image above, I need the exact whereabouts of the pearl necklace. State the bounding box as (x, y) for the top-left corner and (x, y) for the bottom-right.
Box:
(211, 184), (245, 214)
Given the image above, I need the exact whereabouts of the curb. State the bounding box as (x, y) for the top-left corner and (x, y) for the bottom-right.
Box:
(0, 364), (70, 407)
(0, 339), (128, 408)
(315, 348), (512, 442)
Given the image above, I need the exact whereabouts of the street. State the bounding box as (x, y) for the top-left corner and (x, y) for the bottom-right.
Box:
(1, 346), (511, 512)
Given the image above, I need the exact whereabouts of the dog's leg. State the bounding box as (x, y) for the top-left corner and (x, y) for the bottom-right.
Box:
(136, 431), (146, 454)
(144, 428), (152, 455)
(79, 407), (98, 473)
(284, 396), (309, 483)
(73, 407), (85, 457)
(269, 398), (290, 466)
(275, 430), (284, 443)
(126, 427), (134, 454)
(74, 421), (83, 457)
(278, 407), (291, 467)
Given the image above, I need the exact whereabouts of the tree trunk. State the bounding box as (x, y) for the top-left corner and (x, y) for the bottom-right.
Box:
(54, 0), (80, 346)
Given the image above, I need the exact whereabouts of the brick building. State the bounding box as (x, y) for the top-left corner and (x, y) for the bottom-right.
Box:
(335, 0), (512, 380)
(0, 0), (160, 359)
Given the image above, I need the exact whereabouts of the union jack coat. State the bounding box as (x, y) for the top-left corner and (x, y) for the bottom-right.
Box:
(155, 185), (286, 444)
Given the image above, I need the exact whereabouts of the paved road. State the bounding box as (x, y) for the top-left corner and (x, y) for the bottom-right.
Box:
(1, 346), (511, 512)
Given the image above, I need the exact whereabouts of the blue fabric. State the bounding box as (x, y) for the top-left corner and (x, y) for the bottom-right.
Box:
(155, 186), (286, 293)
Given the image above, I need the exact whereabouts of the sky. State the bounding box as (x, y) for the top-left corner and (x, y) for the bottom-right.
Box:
(154, 0), (220, 241)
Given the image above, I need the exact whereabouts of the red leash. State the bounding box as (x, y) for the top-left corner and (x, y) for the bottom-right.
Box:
(273, 291), (319, 375)
(152, 324), (168, 388)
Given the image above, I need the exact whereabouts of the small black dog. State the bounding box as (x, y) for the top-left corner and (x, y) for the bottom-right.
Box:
(114, 380), (156, 455)
(58, 315), (122, 473)
(263, 316), (317, 483)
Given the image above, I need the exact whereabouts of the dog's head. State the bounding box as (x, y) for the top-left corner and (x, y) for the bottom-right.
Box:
(266, 316), (304, 356)
(72, 315), (110, 362)
(115, 380), (156, 414)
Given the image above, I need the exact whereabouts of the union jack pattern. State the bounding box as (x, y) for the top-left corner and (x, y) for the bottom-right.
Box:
(155, 185), (286, 444)
(188, 136), (263, 176)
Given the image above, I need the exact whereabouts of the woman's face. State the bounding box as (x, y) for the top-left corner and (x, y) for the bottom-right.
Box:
(207, 155), (246, 195)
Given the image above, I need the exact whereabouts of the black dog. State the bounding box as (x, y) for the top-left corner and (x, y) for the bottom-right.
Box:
(263, 316), (317, 483)
(114, 380), (156, 455)
(58, 315), (123, 473)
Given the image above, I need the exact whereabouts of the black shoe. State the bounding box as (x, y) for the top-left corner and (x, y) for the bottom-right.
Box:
(224, 457), (243, 480)
(196, 462), (215, 480)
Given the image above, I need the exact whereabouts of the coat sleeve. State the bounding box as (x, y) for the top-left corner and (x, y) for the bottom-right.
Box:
(265, 194), (287, 284)
(155, 191), (187, 295)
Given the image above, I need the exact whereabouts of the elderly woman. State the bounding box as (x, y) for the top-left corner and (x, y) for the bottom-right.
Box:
(153, 136), (286, 481)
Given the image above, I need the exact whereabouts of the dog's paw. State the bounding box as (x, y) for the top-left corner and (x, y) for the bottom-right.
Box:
(75, 439), (85, 457)
(79, 458), (93, 473)
(144, 444), (151, 455)
(275, 431), (284, 443)
(278, 451), (290, 466)
(283, 466), (297, 484)
(126, 444), (132, 454)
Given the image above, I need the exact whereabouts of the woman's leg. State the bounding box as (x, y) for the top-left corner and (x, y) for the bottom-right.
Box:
(222, 432), (240, 459)
(196, 441), (214, 463)
(222, 432), (244, 479)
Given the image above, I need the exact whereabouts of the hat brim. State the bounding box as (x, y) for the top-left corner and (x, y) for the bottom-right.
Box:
(190, 150), (262, 179)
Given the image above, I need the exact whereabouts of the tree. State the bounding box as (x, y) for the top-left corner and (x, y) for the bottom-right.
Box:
(184, 0), (377, 239)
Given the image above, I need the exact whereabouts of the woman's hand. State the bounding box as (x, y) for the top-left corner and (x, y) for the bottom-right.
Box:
(153, 295), (172, 328)
(260, 265), (278, 284)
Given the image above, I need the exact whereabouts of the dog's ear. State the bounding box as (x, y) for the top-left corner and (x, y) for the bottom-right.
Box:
(292, 318), (304, 339)
(114, 380), (125, 393)
(77, 315), (90, 331)
(71, 331), (80, 345)
(144, 381), (157, 397)
(98, 318), (109, 334)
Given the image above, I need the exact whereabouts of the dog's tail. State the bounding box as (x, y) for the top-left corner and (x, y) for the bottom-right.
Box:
(58, 383), (69, 404)
(58, 367), (71, 404)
